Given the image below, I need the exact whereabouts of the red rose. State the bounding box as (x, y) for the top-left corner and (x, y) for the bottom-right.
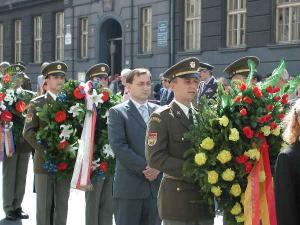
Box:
(272, 86), (280, 93)
(260, 142), (269, 152)
(265, 114), (272, 122)
(266, 104), (274, 111)
(253, 87), (263, 98)
(281, 94), (289, 104)
(255, 131), (265, 139)
(58, 140), (69, 150)
(99, 161), (108, 173)
(274, 96), (281, 102)
(73, 87), (85, 100)
(1, 110), (13, 122)
(245, 162), (253, 173)
(234, 95), (242, 103)
(278, 113), (285, 120)
(240, 108), (247, 116)
(0, 92), (5, 101)
(240, 83), (247, 91)
(257, 116), (266, 123)
(2, 74), (11, 84)
(266, 86), (273, 94)
(270, 122), (278, 130)
(236, 155), (249, 164)
(57, 162), (68, 171)
(243, 126), (254, 139)
(243, 96), (253, 104)
(15, 101), (27, 113)
(101, 91), (110, 102)
(54, 111), (67, 123)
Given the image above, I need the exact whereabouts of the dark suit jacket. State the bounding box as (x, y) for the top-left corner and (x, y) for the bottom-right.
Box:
(160, 88), (174, 106)
(199, 76), (218, 99)
(108, 99), (161, 199)
(275, 141), (300, 225)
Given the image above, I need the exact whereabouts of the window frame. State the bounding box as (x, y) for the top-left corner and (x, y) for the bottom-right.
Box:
(226, 0), (247, 48)
(55, 12), (64, 61)
(0, 23), (3, 62)
(34, 16), (43, 63)
(276, 0), (300, 43)
(14, 19), (22, 62)
(184, 0), (201, 51)
(141, 6), (152, 54)
(80, 17), (88, 59)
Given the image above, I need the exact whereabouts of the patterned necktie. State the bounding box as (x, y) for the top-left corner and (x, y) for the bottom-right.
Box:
(188, 108), (194, 125)
(139, 104), (149, 123)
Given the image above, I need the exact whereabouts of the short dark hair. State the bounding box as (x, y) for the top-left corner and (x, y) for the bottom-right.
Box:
(126, 68), (151, 84)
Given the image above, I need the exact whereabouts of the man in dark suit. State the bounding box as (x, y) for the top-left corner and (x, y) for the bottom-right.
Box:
(23, 61), (71, 225)
(160, 78), (174, 106)
(146, 57), (214, 225)
(108, 68), (161, 225)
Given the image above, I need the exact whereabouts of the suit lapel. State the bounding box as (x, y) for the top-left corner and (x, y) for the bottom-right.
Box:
(170, 101), (191, 130)
(127, 100), (147, 129)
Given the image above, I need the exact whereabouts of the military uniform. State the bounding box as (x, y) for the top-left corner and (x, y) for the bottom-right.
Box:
(146, 57), (214, 225)
(2, 63), (34, 220)
(85, 63), (113, 225)
(23, 61), (71, 225)
(223, 56), (260, 81)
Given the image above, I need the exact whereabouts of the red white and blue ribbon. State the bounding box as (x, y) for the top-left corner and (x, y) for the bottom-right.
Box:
(0, 125), (15, 161)
(71, 81), (97, 190)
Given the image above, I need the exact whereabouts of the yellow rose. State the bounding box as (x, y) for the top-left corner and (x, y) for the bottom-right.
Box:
(230, 202), (242, 215)
(229, 128), (239, 141)
(245, 148), (260, 161)
(261, 125), (271, 136)
(211, 186), (222, 197)
(272, 126), (281, 136)
(218, 115), (229, 127)
(235, 214), (245, 223)
(200, 137), (215, 150)
(207, 170), (219, 184)
(230, 184), (242, 197)
(222, 168), (235, 181)
(216, 150), (232, 164)
(194, 152), (207, 166)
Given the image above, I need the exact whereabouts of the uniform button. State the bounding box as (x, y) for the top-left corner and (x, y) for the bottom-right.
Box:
(181, 137), (184, 141)
(176, 187), (180, 191)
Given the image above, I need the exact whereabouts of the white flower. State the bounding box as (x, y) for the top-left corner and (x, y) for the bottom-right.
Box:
(16, 87), (23, 94)
(91, 89), (103, 107)
(6, 89), (14, 96)
(103, 144), (115, 158)
(68, 103), (84, 117)
(101, 110), (109, 119)
(0, 103), (6, 110)
(0, 83), (3, 90)
(92, 158), (101, 171)
(59, 124), (73, 140)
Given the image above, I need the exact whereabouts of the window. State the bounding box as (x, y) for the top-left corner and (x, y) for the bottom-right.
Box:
(227, 0), (246, 47)
(141, 7), (152, 53)
(184, 0), (201, 50)
(14, 20), (22, 62)
(0, 24), (3, 62)
(80, 17), (88, 59)
(34, 16), (42, 63)
(55, 12), (64, 60)
(276, 0), (300, 42)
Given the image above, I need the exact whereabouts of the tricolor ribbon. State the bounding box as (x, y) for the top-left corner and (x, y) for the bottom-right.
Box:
(244, 141), (277, 225)
(0, 125), (15, 162)
(71, 81), (97, 191)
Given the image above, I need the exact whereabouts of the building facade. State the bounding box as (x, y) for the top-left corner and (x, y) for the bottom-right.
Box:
(0, 0), (299, 88)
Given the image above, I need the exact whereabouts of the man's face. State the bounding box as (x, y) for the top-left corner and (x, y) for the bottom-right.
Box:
(231, 74), (246, 83)
(127, 73), (151, 102)
(92, 76), (108, 88)
(171, 77), (199, 103)
(199, 69), (211, 81)
(46, 75), (65, 93)
(162, 78), (170, 88)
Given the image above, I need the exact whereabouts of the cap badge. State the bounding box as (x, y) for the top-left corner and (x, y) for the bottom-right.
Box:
(57, 65), (62, 70)
(16, 66), (20, 71)
(190, 61), (196, 69)
(101, 66), (105, 72)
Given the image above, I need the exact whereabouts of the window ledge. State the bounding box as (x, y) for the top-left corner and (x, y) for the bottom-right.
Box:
(136, 53), (153, 58)
(177, 50), (202, 56)
(218, 46), (247, 53)
(77, 58), (89, 62)
(267, 42), (300, 49)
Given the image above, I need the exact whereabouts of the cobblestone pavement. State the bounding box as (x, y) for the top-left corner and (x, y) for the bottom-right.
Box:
(0, 157), (223, 225)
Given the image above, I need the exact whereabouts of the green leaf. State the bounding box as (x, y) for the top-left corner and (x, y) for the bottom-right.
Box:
(261, 59), (286, 89)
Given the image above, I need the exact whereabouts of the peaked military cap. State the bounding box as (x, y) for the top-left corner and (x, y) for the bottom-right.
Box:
(86, 63), (109, 80)
(198, 62), (214, 71)
(224, 56), (260, 79)
(0, 61), (10, 70)
(42, 61), (67, 78)
(163, 57), (200, 81)
(5, 63), (26, 74)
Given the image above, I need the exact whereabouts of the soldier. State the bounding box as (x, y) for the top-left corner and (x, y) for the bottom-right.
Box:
(0, 61), (10, 74)
(223, 56), (260, 83)
(146, 57), (214, 225)
(85, 63), (113, 225)
(195, 62), (218, 104)
(23, 61), (71, 225)
(2, 63), (34, 220)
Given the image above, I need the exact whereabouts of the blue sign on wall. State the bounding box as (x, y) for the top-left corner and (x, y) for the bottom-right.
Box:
(157, 21), (168, 47)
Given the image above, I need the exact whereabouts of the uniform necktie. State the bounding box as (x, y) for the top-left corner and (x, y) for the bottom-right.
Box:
(139, 105), (149, 123)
